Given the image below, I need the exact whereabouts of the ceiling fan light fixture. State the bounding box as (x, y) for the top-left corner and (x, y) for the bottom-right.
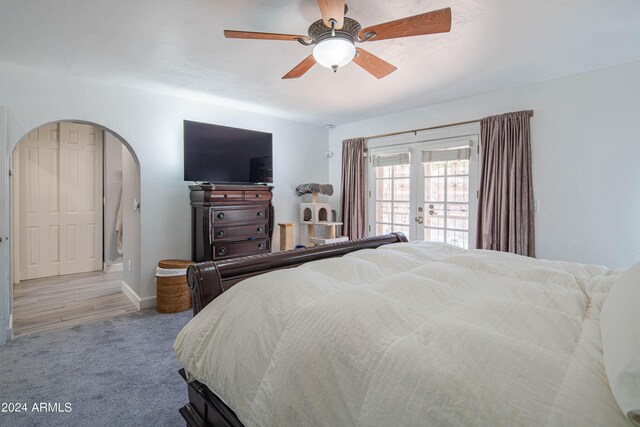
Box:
(312, 36), (356, 71)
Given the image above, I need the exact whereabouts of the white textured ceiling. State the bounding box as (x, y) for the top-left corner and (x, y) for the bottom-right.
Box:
(0, 0), (639, 125)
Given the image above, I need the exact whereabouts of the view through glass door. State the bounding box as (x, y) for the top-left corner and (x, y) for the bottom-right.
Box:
(368, 135), (479, 249)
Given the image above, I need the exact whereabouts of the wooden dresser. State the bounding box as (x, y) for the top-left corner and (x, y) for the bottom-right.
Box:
(190, 184), (274, 262)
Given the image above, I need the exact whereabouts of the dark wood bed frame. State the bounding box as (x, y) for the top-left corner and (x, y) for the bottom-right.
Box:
(178, 233), (408, 427)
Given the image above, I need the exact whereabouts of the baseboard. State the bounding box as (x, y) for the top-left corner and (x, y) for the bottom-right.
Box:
(120, 280), (156, 310)
(121, 280), (141, 310)
(1, 317), (8, 346)
(104, 263), (123, 273)
(139, 295), (156, 310)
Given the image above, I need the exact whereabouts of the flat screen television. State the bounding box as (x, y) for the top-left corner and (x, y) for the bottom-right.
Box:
(183, 120), (273, 184)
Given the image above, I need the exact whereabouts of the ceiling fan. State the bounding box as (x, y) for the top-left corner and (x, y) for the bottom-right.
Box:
(224, 1), (451, 79)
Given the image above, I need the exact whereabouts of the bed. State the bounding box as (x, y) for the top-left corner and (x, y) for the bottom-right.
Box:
(173, 233), (639, 427)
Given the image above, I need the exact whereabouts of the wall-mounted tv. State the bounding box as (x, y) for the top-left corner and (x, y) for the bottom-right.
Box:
(183, 120), (273, 184)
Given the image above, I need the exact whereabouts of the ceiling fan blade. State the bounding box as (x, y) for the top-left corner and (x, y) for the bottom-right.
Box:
(224, 30), (307, 41)
(282, 55), (317, 79)
(360, 7), (451, 42)
(316, 0), (346, 29)
(353, 48), (397, 79)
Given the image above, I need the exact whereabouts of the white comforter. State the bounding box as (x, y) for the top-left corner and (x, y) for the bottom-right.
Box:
(174, 242), (630, 427)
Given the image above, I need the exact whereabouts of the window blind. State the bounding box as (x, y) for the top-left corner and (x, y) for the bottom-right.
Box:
(421, 147), (470, 163)
(372, 152), (410, 167)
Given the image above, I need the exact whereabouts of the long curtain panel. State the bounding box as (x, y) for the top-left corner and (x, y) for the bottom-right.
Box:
(477, 111), (535, 256)
(340, 138), (366, 240)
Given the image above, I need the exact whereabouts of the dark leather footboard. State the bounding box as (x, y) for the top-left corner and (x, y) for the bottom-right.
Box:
(185, 232), (408, 315)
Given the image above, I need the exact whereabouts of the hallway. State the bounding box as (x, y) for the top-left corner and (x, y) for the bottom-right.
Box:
(12, 270), (137, 337)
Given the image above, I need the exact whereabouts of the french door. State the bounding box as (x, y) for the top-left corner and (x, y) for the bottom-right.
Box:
(367, 135), (479, 249)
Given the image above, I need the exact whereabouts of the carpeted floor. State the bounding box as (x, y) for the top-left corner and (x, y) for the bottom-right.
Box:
(0, 308), (192, 426)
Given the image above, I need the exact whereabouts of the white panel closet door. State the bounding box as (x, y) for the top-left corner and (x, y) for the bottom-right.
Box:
(59, 123), (103, 275)
(19, 123), (61, 280)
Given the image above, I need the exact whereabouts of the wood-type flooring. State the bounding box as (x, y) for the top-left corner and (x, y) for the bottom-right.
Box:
(12, 269), (137, 337)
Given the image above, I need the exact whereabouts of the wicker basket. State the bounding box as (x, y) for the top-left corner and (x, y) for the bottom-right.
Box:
(156, 259), (194, 314)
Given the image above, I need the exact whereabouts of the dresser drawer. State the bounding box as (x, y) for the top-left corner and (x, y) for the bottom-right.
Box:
(210, 207), (268, 224)
(244, 190), (273, 203)
(212, 222), (268, 241)
(212, 238), (270, 259)
(207, 190), (244, 202)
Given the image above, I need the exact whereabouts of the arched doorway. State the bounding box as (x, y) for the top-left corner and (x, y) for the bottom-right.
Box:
(8, 120), (141, 337)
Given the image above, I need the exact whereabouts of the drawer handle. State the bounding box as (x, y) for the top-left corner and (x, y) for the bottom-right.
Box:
(258, 243), (265, 250)
(217, 230), (225, 237)
(255, 193), (262, 198)
(224, 194), (228, 198)
(257, 227), (263, 233)
(217, 247), (227, 256)
(217, 212), (225, 220)
(257, 211), (264, 218)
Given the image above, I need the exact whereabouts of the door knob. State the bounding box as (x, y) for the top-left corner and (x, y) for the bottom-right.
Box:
(415, 216), (424, 224)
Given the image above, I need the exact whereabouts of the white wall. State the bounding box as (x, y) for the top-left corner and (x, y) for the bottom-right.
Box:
(328, 61), (640, 269)
(104, 132), (123, 266)
(121, 144), (141, 304)
(0, 61), (329, 315)
(0, 106), (8, 344)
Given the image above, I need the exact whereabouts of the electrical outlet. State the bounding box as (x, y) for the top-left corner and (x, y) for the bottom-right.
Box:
(534, 200), (540, 213)
(128, 260), (132, 271)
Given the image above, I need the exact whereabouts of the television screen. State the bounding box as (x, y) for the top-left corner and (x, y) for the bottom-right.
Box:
(183, 120), (273, 183)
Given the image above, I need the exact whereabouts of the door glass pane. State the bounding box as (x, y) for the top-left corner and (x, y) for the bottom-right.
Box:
(448, 176), (468, 202)
(425, 228), (445, 243)
(422, 157), (470, 249)
(376, 223), (392, 235)
(376, 165), (392, 179)
(425, 161), (445, 177)
(425, 177), (445, 202)
(446, 204), (469, 230)
(393, 179), (410, 201)
(447, 160), (468, 176)
(446, 230), (468, 248)
(376, 179), (392, 200)
(393, 202), (410, 225)
(394, 164), (410, 177)
(376, 202), (392, 223)
(371, 154), (412, 238)
(425, 203), (445, 228)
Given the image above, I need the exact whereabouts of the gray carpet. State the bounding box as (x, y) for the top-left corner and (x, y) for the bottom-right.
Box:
(0, 308), (192, 427)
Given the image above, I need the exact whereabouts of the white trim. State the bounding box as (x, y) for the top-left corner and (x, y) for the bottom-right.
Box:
(121, 280), (139, 308)
(105, 262), (123, 273)
(120, 280), (155, 310)
(139, 295), (156, 310)
(4, 314), (11, 344)
(0, 106), (8, 345)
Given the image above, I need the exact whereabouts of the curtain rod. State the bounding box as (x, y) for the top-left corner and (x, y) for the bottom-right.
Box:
(364, 110), (534, 141)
